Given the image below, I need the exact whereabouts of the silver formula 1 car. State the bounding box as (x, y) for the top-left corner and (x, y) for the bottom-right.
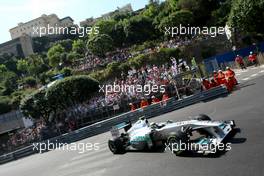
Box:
(108, 114), (236, 156)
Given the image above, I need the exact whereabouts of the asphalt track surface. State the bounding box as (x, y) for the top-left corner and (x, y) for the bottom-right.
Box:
(1, 66), (264, 176)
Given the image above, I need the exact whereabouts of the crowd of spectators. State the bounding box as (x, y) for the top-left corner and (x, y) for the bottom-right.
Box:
(0, 122), (45, 153)
(72, 34), (204, 72)
(73, 48), (134, 71)
(64, 57), (198, 119)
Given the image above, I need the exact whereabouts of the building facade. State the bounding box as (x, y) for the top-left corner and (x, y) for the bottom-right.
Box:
(0, 34), (34, 57)
(9, 14), (74, 39)
(80, 3), (133, 26)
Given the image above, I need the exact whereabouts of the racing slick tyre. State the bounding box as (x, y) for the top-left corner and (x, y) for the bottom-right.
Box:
(167, 136), (184, 156)
(166, 129), (189, 156)
(108, 138), (125, 154)
(196, 114), (211, 121)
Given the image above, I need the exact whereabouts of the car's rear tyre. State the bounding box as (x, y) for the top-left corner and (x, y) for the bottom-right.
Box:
(108, 138), (125, 154)
(196, 114), (211, 121)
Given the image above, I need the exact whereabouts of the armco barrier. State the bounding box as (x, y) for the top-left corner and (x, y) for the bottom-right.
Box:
(0, 86), (228, 165)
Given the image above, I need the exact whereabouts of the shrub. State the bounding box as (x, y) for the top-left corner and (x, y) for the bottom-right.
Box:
(20, 75), (99, 123)
(45, 75), (99, 111)
(24, 76), (37, 87)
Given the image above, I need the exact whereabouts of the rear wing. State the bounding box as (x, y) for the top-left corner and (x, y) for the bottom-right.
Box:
(110, 121), (132, 139)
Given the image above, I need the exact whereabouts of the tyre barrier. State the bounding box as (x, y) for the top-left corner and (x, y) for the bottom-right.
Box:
(0, 86), (228, 164)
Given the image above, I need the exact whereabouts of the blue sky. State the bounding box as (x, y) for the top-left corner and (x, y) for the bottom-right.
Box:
(0, 0), (150, 43)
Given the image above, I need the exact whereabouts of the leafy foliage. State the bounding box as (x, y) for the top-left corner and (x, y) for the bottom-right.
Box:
(16, 59), (29, 74)
(228, 0), (264, 33)
(20, 89), (51, 123)
(72, 39), (86, 56)
(158, 10), (194, 33)
(20, 75), (99, 123)
(23, 76), (37, 87)
(47, 44), (66, 67)
(123, 15), (158, 44)
(87, 34), (114, 56)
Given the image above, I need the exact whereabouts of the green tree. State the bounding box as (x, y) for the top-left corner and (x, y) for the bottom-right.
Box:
(87, 34), (114, 56)
(27, 54), (49, 77)
(67, 51), (81, 63)
(23, 76), (37, 87)
(21, 75), (99, 124)
(0, 53), (18, 72)
(45, 75), (99, 113)
(159, 10), (194, 33)
(228, 0), (264, 34)
(111, 21), (126, 47)
(72, 39), (86, 56)
(177, 0), (219, 25)
(123, 15), (157, 44)
(50, 39), (73, 52)
(20, 89), (52, 123)
(142, 0), (160, 18)
(17, 59), (29, 75)
(60, 67), (72, 77)
(92, 20), (117, 37)
(106, 61), (121, 78)
(0, 64), (7, 73)
(47, 44), (65, 67)
(210, 0), (232, 26)
(92, 19), (126, 47)
(2, 72), (18, 95)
